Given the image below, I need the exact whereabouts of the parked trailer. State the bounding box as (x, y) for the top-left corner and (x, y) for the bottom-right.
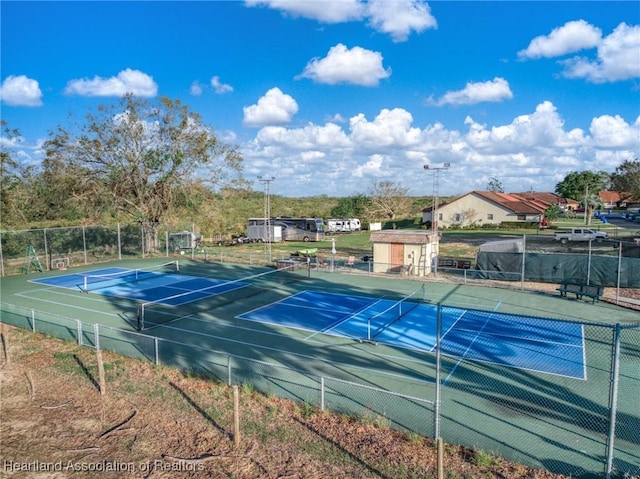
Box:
(248, 217), (325, 242)
(326, 218), (361, 233)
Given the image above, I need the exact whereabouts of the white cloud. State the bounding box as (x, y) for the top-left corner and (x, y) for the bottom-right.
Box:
(243, 87), (299, 127)
(243, 101), (639, 197)
(298, 43), (391, 86)
(245, 0), (364, 23)
(353, 154), (385, 177)
(560, 23), (640, 82)
(365, 0), (436, 42)
(518, 20), (602, 59)
(64, 69), (158, 97)
(589, 114), (640, 148)
(430, 77), (513, 106)
(0, 75), (43, 106)
(349, 108), (421, 147)
(255, 122), (351, 149)
(211, 76), (233, 94)
(190, 81), (204, 96)
(464, 101), (585, 153)
(245, 0), (434, 41)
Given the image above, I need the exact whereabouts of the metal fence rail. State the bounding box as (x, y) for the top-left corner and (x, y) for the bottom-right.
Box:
(0, 302), (637, 478)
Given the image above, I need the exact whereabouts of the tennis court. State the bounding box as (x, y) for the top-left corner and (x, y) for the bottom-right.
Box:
(32, 264), (587, 380)
(3, 258), (638, 477)
(238, 290), (586, 379)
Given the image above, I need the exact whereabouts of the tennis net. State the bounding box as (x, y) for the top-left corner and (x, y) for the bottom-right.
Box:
(137, 263), (304, 331)
(80, 261), (179, 292)
(365, 284), (426, 341)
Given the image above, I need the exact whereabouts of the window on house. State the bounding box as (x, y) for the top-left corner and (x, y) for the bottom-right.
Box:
(517, 215), (526, 221)
(454, 214), (461, 222)
(487, 214), (494, 220)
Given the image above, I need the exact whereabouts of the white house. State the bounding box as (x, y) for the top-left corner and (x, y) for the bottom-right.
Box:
(421, 191), (554, 228)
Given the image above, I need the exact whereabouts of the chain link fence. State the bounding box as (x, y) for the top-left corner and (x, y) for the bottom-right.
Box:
(0, 301), (637, 478)
(0, 223), (202, 276)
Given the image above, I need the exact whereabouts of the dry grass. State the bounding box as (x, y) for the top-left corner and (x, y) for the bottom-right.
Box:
(0, 325), (579, 479)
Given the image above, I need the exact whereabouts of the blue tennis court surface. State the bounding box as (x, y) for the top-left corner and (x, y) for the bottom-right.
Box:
(238, 290), (586, 379)
(30, 268), (246, 306)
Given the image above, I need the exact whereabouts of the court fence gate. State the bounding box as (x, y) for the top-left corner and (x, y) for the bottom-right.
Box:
(0, 302), (638, 479)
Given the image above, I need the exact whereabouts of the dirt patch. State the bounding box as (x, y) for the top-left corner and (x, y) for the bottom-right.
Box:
(0, 326), (599, 479)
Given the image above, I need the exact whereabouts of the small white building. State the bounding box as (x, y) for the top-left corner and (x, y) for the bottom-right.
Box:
(370, 230), (438, 276)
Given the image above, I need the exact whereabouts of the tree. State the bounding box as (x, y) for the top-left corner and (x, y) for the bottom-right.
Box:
(582, 193), (604, 226)
(0, 121), (35, 227)
(610, 159), (640, 201)
(44, 95), (243, 250)
(554, 170), (609, 200)
(487, 177), (504, 193)
(330, 194), (371, 219)
(367, 181), (410, 221)
(543, 204), (562, 225)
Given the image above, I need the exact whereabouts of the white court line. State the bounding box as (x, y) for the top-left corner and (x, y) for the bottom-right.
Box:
(15, 288), (436, 385)
(151, 318), (434, 386)
(14, 291), (128, 319)
(303, 297), (388, 342)
(442, 301), (501, 385)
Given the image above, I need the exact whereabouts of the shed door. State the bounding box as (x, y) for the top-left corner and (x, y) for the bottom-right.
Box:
(390, 243), (404, 272)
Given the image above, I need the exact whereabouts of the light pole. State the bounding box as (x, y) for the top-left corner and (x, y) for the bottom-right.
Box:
(424, 163), (450, 274)
(258, 175), (275, 263)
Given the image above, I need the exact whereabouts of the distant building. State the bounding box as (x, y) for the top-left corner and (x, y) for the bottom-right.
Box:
(421, 191), (566, 228)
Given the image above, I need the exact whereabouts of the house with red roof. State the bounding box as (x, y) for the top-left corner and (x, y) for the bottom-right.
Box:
(421, 191), (566, 228)
(597, 190), (639, 209)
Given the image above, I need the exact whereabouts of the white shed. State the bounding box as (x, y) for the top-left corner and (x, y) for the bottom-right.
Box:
(370, 230), (438, 276)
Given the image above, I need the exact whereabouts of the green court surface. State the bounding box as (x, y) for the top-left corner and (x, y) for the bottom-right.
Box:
(1, 258), (638, 478)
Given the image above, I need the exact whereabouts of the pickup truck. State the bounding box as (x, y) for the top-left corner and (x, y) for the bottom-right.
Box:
(554, 228), (608, 243)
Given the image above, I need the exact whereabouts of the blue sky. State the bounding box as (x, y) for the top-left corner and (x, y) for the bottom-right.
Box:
(1, 1), (639, 197)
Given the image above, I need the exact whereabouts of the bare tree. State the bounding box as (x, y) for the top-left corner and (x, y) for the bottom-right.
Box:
(367, 181), (410, 221)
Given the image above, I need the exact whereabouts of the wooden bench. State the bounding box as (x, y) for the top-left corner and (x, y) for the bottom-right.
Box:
(557, 282), (604, 304)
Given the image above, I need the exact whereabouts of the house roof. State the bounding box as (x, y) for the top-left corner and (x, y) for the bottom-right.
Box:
(599, 191), (622, 203)
(421, 190), (560, 215)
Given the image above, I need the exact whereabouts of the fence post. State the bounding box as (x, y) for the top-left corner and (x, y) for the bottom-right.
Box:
(615, 242), (622, 305)
(77, 320), (82, 346)
(0, 231), (5, 277)
(31, 310), (36, 333)
(227, 355), (232, 385)
(117, 223), (122, 261)
(43, 228), (49, 271)
(434, 303), (442, 440)
(520, 234), (526, 290)
(587, 239), (592, 285)
(605, 324), (622, 479)
(93, 323), (100, 350)
(154, 337), (159, 365)
(82, 225), (88, 264)
(320, 376), (325, 411)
